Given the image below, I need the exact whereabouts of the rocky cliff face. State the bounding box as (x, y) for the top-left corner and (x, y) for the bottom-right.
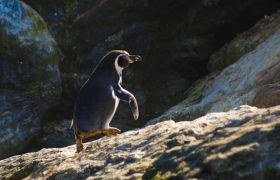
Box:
(1, 105), (280, 179)
(1, 8), (280, 179)
(1, 0), (280, 177)
(0, 0), (62, 159)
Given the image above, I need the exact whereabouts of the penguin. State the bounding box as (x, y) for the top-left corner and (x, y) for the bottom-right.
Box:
(70, 50), (142, 153)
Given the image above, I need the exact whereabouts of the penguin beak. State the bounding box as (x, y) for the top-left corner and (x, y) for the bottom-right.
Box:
(127, 55), (142, 63)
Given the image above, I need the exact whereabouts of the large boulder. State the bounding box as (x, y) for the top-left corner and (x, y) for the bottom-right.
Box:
(0, 0), (62, 159)
(147, 13), (280, 125)
(1, 105), (280, 179)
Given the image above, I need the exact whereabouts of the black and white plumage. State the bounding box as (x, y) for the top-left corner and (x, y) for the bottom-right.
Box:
(71, 50), (141, 152)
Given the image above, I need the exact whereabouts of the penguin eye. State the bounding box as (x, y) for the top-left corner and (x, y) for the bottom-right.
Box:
(122, 55), (129, 59)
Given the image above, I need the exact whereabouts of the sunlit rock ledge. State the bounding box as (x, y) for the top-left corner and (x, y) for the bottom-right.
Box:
(1, 105), (280, 180)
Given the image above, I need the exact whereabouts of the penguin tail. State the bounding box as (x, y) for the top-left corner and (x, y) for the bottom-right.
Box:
(70, 119), (74, 129)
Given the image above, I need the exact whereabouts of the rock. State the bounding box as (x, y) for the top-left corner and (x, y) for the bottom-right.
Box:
(144, 105), (280, 180)
(1, 105), (280, 179)
(252, 84), (280, 108)
(26, 120), (75, 151)
(0, 0), (62, 159)
(208, 11), (280, 72)
(146, 16), (280, 126)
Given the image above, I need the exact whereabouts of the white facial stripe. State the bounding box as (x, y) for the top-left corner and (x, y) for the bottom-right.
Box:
(115, 55), (123, 76)
(114, 52), (129, 76)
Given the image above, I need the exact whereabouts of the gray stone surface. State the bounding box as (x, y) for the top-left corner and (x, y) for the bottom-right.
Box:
(1, 105), (280, 179)
(0, 0), (62, 159)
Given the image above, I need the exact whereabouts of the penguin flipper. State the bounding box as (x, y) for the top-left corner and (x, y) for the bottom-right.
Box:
(113, 85), (139, 120)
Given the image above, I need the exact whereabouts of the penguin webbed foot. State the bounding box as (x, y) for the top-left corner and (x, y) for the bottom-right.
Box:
(102, 127), (121, 137)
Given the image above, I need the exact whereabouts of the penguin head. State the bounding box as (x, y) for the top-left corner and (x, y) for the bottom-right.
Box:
(108, 50), (141, 76)
(99, 50), (142, 76)
(116, 51), (142, 69)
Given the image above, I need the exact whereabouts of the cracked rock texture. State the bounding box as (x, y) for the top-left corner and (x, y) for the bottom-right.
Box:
(1, 105), (280, 179)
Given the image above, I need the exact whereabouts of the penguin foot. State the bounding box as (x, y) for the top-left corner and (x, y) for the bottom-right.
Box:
(102, 127), (121, 137)
(76, 136), (84, 153)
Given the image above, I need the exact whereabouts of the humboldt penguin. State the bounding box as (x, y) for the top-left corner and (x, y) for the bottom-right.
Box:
(70, 50), (141, 152)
